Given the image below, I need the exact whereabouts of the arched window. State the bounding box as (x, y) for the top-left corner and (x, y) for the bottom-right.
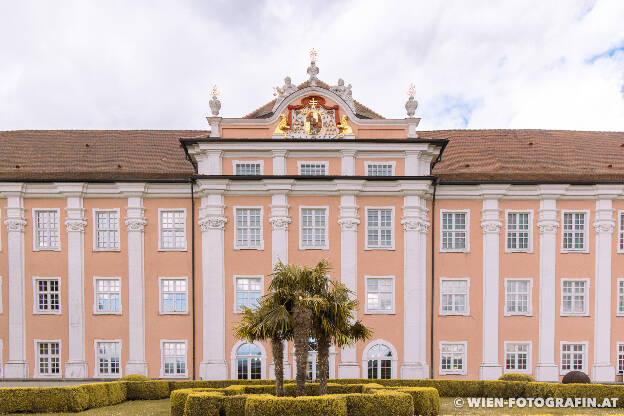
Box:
(367, 343), (393, 379)
(236, 343), (262, 379)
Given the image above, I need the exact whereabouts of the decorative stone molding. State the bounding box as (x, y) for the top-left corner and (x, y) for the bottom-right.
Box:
(537, 220), (559, 234)
(125, 217), (147, 232)
(480, 220), (502, 234)
(593, 220), (615, 234)
(199, 216), (227, 231)
(4, 217), (26, 233)
(401, 217), (429, 233)
(269, 216), (291, 231)
(338, 217), (360, 231)
(65, 218), (87, 232)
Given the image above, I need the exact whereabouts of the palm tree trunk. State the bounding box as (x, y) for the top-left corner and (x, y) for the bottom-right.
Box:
(271, 337), (285, 396)
(317, 335), (330, 395)
(293, 305), (312, 396)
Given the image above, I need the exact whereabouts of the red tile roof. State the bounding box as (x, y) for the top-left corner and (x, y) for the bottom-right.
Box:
(1, 129), (623, 183)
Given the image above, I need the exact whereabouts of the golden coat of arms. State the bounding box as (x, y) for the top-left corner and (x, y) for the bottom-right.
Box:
(273, 96), (353, 139)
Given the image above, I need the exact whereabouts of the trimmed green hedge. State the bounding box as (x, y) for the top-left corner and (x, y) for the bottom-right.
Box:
(183, 391), (225, 416)
(395, 387), (439, 416)
(120, 374), (150, 381)
(499, 372), (535, 382)
(125, 380), (170, 400)
(171, 388), (224, 416)
(343, 391), (413, 416)
(245, 394), (348, 416)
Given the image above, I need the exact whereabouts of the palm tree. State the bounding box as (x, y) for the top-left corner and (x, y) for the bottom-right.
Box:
(233, 299), (291, 396)
(268, 260), (329, 396)
(312, 280), (372, 394)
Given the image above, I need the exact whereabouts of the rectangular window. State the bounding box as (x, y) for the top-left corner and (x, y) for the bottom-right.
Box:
(94, 278), (121, 314)
(618, 280), (624, 316)
(505, 343), (530, 373)
(298, 162), (328, 176)
(34, 209), (60, 250)
(561, 342), (586, 374)
(235, 277), (263, 312)
(94, 210), (120, 250)
(440, 342), (466, 375)
(366, 162), (395, 176)
(300, 208), (328, 249)
(618, 343), (624, 375)
(366, 208), (394, 249)
(234, 162), (262, 175)
(34, 278), (60, 314)
(561, 279), (589, 316)
(235, 208), (263, 249)
(96, 341), (121, 377)
(505, 279), (532, 315)
(162, 341), (187, 378)
(36, 341), (60, 376)
(506, 211), (531, 252)
(562, 211), (587, 252)
(441, 211), (468, 252)
(620, 212), (624, 253)
(160, 278), (188, 314)
(159, 209), (186, 250)
(366, 277), (394, 314)
(440, 278), (469, 315)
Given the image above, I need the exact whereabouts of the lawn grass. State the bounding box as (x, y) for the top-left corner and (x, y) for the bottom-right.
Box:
(440, 397), (623, 415)
(8, 399), (170, 416)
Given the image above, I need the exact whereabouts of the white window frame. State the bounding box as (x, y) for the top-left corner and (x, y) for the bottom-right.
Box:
(439, 341), (467, 375)
(504, 278), (533, 316)
(299, 206), (329, 250)
(233, 206), (264, 250)
(617, 342), (624, 375)
(93, 277), (122, 315)
(618, 210), (624, 254)
(439, 209), (470, 253)
(158, 208), (187, 251)
(34, 339), (62, 378)
(32, 276), (61, 315)
(92, 208), (121, 252)
(503, 341), (532, 374)
(158, 277), (189, 315)
(617, 279), (624, 317)
(297, 161), (329, 176)
(365, 207), (395, 250)
(561, 210), (589, 253)
(361, 339), (398, 380)
(232, 160), (264, 175)
(560, 341), (588, 375)
(234, 275), (264, 313)
(231, 340), (267, 380)
(160, 339), (188, 378)
(364, 161), (396, 176)
(32, 208), (61, 251)
(560, 278), (590, 317)
(94, 339), (122, 378)
(439, 277), (470, 316)
(364, 275), (395, 314)
(505, 210), (533, 253)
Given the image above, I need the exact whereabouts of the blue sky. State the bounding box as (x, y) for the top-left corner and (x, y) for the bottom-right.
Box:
(0, 0), (623, 131)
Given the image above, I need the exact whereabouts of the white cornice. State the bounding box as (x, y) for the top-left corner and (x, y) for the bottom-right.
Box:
(219, 86), (420, 128)
(436, 184), (624, 200)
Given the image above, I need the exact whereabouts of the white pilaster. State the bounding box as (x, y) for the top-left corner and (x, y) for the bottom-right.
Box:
(269, 192), (290, 266)
(337, 190), (360, 378)
(341, 150), (356, 176)
(3, 184), (28, 378)
(400, 193), (429, 379)
(198, 189), (228, 379)
(479, 197), (503, 380)
(535, 197), (559, 381)
(124, 187), (148, 376)
(592, 197), (616, 382)
(63, 185), (88, 378)
(197, 150), (223, 176)
(272, 150), (287, 175)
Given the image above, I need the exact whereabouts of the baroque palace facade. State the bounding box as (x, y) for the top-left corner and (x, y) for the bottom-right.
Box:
(2, 57), (624, 383)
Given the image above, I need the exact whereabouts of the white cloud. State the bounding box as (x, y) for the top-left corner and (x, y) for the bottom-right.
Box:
(0, 0), (622, 130)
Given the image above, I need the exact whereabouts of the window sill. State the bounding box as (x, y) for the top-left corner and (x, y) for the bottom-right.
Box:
(33, 311), (62, 315)
(93, 248), (121, 253)
(560, 369), (586, 376)
(364, 311), (395, 315)
(93, 311), (123, 316)
(233, 247), (264, 251)
(439, 371), (466, 376)
(439, 249), (470, 254)
(503, 369), (532, 375)
(158, 248), (188, 252)
(439, 312), (470, 317)
(299, 247), (329, 251)
(34, 374), (63, 379)
(364, 247), (396, 251)
(561, 250), (589, 254)
(34, 248), (61, 252)
(504, 313), (533, 317)
(560, 313), (590, 317)
(160, 374), (189, 379)
(504, 249), (533, 254)
(159, 311), (189, 316)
